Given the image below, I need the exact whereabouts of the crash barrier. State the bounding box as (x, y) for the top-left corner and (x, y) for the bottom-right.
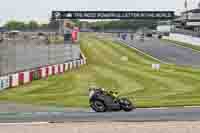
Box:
(172, 28), (200, 37)
(163, 33), (200, 46)
(0, 53), (87, 91)
(0, 76), (10, 91)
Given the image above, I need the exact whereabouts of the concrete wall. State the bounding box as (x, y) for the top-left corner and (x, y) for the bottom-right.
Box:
(163, 33), (200, 46)
(0, 39), (80, 76)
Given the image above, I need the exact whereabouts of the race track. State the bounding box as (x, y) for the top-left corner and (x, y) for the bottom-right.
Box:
(1, 107), (200, 123)
(117, 38), (200, 67)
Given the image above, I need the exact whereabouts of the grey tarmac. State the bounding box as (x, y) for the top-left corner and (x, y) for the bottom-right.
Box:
(0, 107), (200, 123)
(117, 38), (200, 67)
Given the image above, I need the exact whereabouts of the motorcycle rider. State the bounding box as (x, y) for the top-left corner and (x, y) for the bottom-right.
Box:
(88, 87), (135, 112)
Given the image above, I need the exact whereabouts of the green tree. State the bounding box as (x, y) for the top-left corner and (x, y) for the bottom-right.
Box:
(5, 20), (26, 30)
(28, 20), (39, 30)
(71, 19), (81, 27)
(40, 23), (48, 29)
(88, 20), (158, 31)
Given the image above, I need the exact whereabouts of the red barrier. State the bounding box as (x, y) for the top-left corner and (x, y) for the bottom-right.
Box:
(46, 67), (49, 78)
(29, 71), (33, 81)
(38, 69), (42, 79)
(52, 66), (55, 75)
(9, 76), (12, 88)
(19, 72), (24, 85)
(63, 64), (66, 72)
(58, 65), (60, 74)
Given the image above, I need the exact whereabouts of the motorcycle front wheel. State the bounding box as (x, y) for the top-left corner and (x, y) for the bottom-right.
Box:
(120, 98), (136, 112)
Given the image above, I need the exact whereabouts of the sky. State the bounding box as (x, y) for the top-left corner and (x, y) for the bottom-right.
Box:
(0, 0), (199, 26)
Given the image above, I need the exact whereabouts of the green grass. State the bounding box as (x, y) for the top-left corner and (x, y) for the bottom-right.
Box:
(47, 36), (64, 44)
(162, 39), (200, 52)
(1, 33), (200, 108)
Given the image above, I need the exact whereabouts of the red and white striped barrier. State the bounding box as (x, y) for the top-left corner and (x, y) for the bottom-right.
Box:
(10, 73), (19, 87)
(40, 67), (47, 78)
(53, 64), (59, 74)
(48, 66), (53, 76)
(59, 64), (64, 73)
(18, 72), (24, 85)
(0, 52), (87, 90)
(23, 71), (30, 84)
(17, 71), (31, 85)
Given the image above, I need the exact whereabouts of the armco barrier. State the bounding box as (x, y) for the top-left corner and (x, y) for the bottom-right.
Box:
(77, 60), (81, 67)
(69, 62), (73, 70)
(64, 62), (69, 71)
(0, 52), (87, 90)
(73, 61), (77, 68)
(163, 33), (200, 46)
(0, 76), (10, 91)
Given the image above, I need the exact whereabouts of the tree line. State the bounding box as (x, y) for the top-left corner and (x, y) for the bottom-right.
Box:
(88, 20), (158, 31)
(4, 20), (50, 31)
(3, 20), (80, 31)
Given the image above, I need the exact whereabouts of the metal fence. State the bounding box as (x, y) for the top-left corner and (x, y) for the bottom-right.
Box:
(0, 38), (80, 76)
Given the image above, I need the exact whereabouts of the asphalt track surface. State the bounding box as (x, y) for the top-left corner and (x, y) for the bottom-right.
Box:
(0, 107), (200, 123)
(118, 38), (200, 67)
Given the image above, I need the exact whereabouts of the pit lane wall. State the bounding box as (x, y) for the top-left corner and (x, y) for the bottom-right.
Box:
(0, 53), (86, 91)
(162, 33), (200, 46)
